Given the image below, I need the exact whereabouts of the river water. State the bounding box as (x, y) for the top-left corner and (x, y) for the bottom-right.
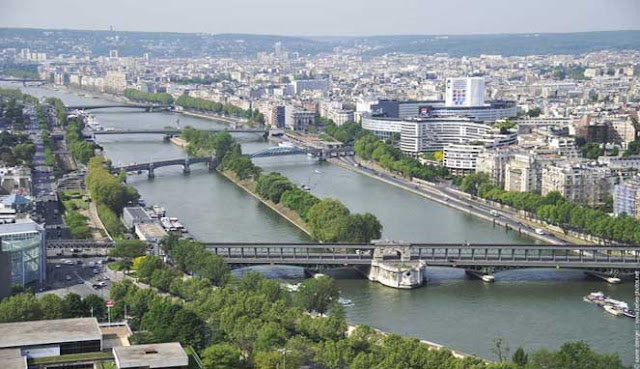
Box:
(10, 83), (635, 363)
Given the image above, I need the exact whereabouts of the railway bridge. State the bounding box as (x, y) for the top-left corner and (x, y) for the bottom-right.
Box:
(204, 242), (640, 285)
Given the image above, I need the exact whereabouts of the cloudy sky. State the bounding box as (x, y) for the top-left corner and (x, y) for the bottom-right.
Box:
(1, 0), (638, 36)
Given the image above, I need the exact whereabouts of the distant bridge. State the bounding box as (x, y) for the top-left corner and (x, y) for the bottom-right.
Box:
(66, 104), (172, 111)
(86, 128), (269, 137)
(111, 156), (215, 177)
(204, 242), (640, 281)
(111, 146), (353, 178)
(0, 77), (47, 83)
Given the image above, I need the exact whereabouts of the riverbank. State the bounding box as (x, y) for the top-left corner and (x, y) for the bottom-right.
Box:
(179, 110), (240, 125)
(219, 170), (313, 237)
(345, 324), (482, 361)
(329, 157), (560, 244)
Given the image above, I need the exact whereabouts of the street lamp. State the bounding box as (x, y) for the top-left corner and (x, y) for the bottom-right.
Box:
(277, 348), (288, 369)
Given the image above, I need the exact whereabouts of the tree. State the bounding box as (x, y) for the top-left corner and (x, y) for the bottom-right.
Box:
(83, 294), (106, 320)
(492, 338), (510, 363)
(306, 199), (350, 242)
(202, 343), (242, 369)
(0, 293), (41, 322)
(62, 293), (88, 318)
(40, 294), (64, 320)
(512, 347), (528, 366)
(117, 258), (134, 275)
(110, 240), (148, 258)
(294, 275), (339, 315)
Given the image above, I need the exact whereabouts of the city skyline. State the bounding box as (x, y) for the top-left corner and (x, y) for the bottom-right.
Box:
(1, 0), (639, 36)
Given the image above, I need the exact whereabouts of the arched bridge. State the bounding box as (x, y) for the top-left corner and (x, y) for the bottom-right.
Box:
(66, 104), (172, 111)
(205, 242), (640, 282)
(111, 156), (215, 177)
(248, 146), (320, 158)
(248, 146), (354, 159)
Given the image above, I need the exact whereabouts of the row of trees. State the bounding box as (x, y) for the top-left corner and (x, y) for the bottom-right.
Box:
(256, 172), (383, 242)
(85, 157), (138, 236)
(123, 88), (174, 105)
(175, 95), (265, 125)
(459, 172), (640, 243)
(181, 128), (383, 243)
(0, 292), (109, 323)
(355, 135), (450, 181)
(65, 116), (95, 164)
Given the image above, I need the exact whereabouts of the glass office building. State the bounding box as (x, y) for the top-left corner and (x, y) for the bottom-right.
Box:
(0, 221), (46, 286)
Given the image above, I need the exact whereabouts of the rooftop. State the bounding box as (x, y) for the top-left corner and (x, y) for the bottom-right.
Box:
(0, 219), (44, 236)
(0, 318), (102, 349)
(113, 342), (188, 369)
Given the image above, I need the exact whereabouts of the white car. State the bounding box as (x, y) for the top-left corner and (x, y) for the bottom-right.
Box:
(64, 260), (74, 265)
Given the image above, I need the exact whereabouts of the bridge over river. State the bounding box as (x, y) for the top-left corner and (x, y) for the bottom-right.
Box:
(47, 238), (640, 287)
(110, 146), (354, 177)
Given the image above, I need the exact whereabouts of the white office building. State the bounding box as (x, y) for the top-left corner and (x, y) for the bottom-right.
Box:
(445, 77), (486, 107)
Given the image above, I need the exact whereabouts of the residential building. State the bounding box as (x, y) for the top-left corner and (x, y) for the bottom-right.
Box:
(541, 163), (613, 206)
(0, 167), (32, 196)
(505, 153), (539, 193)
(475, 148), (517, 187)
(613, 179), (640, 218)
(285, 106), (316, 131)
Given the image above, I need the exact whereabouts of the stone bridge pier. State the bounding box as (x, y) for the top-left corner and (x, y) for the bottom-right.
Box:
(364, 245), (426, 289)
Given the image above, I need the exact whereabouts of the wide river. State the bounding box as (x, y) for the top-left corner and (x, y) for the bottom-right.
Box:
(11, 83), (635, 363)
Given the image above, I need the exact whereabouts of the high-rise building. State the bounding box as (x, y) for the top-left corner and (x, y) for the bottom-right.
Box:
(445, 77), (486, 107)
(0, 220), (46, 287)
(109, 49), (119, 58)
(505, 153), (539, 193)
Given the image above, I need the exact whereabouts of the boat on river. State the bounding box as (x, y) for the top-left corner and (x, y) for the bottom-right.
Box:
(604, 304), (624, 316)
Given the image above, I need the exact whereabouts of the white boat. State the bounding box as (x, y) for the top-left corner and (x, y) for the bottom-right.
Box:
(604, 304), (624, 316)
(301, 184), (311, 191)
(584, 291), (605, 303)
(338, 297), (354, 306)
(282, 283), (300, 292)
(314, 169), (321, 174)
(278, 142), (295, 148)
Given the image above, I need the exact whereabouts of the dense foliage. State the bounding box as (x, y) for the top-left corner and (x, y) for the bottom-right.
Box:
(256, 173), (382, 243)
(581, 142), (603, 160)
(0, 293), (108, 322)
(459, 173), (640, 243)
(85, 157), (139, 214)
(319, 118), (365, 145)
(354, 135), (449, 181)
(65, 116), (95, 164)
(124, 88), (174, 105)
(176, 95), (264, 126)
(0, 233), (626, 369)
(0, 63), (40, 79)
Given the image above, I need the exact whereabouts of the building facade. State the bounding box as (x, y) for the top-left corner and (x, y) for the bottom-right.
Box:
(613, 179), (640, 218)
(541, 163), (613, 206)
(0, 220), (46, 286)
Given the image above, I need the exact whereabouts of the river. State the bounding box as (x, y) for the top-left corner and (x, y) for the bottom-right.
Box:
(8, 82), (635, 363)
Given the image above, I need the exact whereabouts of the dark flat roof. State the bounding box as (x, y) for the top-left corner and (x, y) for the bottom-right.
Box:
(0, 318), (101, 349)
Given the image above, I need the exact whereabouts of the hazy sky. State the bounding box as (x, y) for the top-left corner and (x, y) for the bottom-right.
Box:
(1, 0), (639, 36)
